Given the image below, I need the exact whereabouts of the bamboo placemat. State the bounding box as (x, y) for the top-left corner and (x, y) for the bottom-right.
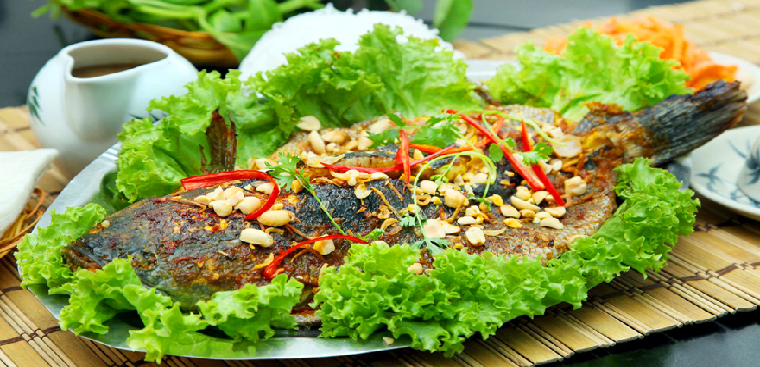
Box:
(4, 0), (760, 365)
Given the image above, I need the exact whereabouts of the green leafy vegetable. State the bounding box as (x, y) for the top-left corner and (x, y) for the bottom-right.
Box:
(115, 25), (480, 203)
(432, 0), (473, 42)
(17, 204), (304, 362)
(485, 28), (692, 120)
(369, 114), (463, 149)
(16, 204), (106, 290)
(519, 142), (552, 165)
(315, 158), (698, 355)
(198, 275), (304, 342)
(37, 0), (324, 61)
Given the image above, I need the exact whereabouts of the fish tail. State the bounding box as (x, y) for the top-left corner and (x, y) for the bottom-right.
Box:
(575, 80), (747, 165)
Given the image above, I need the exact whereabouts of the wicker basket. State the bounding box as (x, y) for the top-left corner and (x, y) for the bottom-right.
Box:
(63, 8), (239, 67)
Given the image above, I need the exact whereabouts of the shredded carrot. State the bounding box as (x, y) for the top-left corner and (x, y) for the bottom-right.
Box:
(544, 16), (737, 90)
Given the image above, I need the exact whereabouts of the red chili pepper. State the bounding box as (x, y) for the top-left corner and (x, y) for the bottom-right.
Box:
(520, 120), (532, 150)
(520, 122), (566, 206)
(409, 143), (441, 154)
(180, 170), (280, 219)
(398, 130), (411, 184)
(388, 119), (412, 185)
(321, 144), (467, 173)
(494, 115), (505, 138)
(263, 234), (368, 279)
(459, 114), (543, 191)
(442, 108), (459, 114)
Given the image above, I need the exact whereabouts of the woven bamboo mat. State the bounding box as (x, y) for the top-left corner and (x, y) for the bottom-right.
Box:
(4, 0), (760, 365)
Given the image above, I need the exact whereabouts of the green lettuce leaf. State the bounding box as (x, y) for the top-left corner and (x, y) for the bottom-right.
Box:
(247, 24), (480, 127)
(315, 158), (698, 355)
(16, 204), (106, 290)
(115, 25), (480, 203)
(198, 274), (304, 342)
(17, 204), (306, 362)
(485, 28), (692, 120)
(115, 70), (275, 202)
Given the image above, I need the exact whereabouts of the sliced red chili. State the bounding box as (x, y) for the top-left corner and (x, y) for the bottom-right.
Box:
(409, 143), (442, 154)
(521, 122), (566, 206)
(180, 170), (280, 219)
(321, 144), (467, 173)
(388, 118), (412, 185)
(263, 234), (368, 279)
(459, 114), (543, 191)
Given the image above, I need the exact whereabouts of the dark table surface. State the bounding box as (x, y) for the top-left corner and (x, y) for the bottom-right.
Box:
(3, 1), (760, 366)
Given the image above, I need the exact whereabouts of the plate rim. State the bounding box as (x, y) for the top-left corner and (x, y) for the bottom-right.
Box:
(690, 125), (760, 220)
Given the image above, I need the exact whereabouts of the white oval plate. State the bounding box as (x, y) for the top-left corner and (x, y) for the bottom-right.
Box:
(691, 125), (760, 221)
(466, 52), (760, 104)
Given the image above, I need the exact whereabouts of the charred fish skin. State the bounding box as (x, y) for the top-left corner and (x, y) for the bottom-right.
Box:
(573, 80), (747, 165)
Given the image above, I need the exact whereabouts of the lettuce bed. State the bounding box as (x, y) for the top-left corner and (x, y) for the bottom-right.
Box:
(16, 159), (698, 361)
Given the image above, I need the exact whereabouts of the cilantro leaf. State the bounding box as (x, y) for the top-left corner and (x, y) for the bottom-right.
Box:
(488, 144), (503, 163)
(265, 154), (300, 189)
(399, 215), (417, 227)
(362, 229), (385, 242)
(368, 129), (399, 149)
(410, 117), (461, 148)
(518, 142), (552, 166)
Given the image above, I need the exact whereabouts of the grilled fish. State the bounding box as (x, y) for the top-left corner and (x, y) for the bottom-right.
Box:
(64, 81), (746, 324)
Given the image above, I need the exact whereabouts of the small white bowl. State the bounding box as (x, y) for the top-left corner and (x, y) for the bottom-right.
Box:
(691, 126), (760, 221)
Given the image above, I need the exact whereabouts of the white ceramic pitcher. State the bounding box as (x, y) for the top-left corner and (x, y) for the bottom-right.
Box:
(28, 39), (199, 177)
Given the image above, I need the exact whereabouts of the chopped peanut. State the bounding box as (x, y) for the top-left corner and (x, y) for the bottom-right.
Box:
(222, 186), (244, 200)
(257, 210), (293, 227)
(487, 194), (504, 206)
(444, 189), (467, 208)
(504, 218), (523, 228)
(240, 228), (274, 247)
(322, 130), (347, 144)
(225, 191), (245, 206)
(471, 172), (489, 184)
(532, 191), (549, 205)
(565, 176), (587, 196)
(535, 212), (553, 220)
(510, 196), (540, 211)
(206, 187), (224, 201)
(408, 262), (424, 275)
(256, 182), (274, 194)
(235, 197), (263, 215)
(465, 226), (486, 246)
(307, 131), (326, 154)
(420, 180), (438, 194)
(516, 186), (531, 201)
(441, 221), (461, 234)
(313, 239), (336, 255)
(457, 216), (479, 225)
(422, 219), (446, 238)
(540, 216), (564, 229)
(369, 118), (392, 134)
(193, 195), (213, 205)
(297, 116), (321, 131)
(354, 183), (371, 199)
(545, 206), (566, 217)
(210, 201), (233, 217)
(291, 179), (303, 193)
(499, 205), (520, 218)
(357, 131), (373, 151)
